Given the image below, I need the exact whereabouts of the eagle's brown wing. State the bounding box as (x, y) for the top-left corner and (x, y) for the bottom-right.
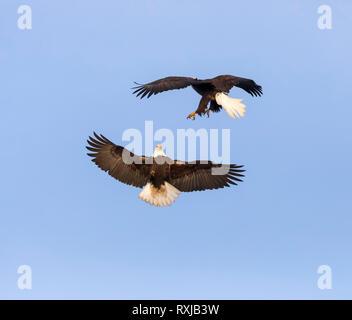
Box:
(209, 75), (263, 97)
(132, 76), (198, 99)
(86, 133), (152, 188)
(169, 161), (245, 192)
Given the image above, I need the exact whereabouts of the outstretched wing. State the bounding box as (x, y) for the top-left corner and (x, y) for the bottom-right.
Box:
(86, 132), (151, 188)
(211, 75), (263, 97)
(132, 76), (198, 99)
(169, 161), (245, 192)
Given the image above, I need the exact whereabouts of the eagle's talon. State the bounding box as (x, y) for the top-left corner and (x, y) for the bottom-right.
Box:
(187, 112), (196, 120)
(200, 109), (210, 118)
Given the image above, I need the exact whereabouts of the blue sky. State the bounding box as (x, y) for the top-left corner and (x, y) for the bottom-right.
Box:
(1, 0), (351, 299)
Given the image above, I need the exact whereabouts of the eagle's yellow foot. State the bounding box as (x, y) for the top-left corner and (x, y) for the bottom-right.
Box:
(187, 112), (196, 120)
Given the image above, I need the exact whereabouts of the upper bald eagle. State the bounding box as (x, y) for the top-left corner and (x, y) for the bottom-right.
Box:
(86, 133), (245, 207)
(132, 75), (262, 120)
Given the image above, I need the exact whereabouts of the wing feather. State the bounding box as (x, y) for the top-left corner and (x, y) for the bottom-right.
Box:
(169, 161), (245, 192)
(132, 76), (198, 99)
(211, 75), (263, 97)
(86, 133), (151, 188)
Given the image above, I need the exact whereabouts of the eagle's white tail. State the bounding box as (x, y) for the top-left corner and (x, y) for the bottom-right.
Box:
(215, 92), (246, 119)
(139, 182), (181, 207)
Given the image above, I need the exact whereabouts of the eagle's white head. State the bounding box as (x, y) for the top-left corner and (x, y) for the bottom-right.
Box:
(153, 144), (166, 157)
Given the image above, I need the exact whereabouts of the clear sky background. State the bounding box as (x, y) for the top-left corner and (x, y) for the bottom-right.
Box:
(1, 0), (351, 299)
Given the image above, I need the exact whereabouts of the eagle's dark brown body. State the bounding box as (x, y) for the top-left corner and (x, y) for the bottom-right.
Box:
(149, 157), (171, 188)
(132, 75), (262, 119)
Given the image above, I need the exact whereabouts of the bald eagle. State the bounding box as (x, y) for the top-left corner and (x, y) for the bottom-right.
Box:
(86, 133), (245, 207)
(132, 75), (262, 120)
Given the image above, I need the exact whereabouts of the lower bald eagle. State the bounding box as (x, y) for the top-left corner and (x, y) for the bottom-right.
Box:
(132, 75), (262, 120)
(86, 133), (245, 207)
